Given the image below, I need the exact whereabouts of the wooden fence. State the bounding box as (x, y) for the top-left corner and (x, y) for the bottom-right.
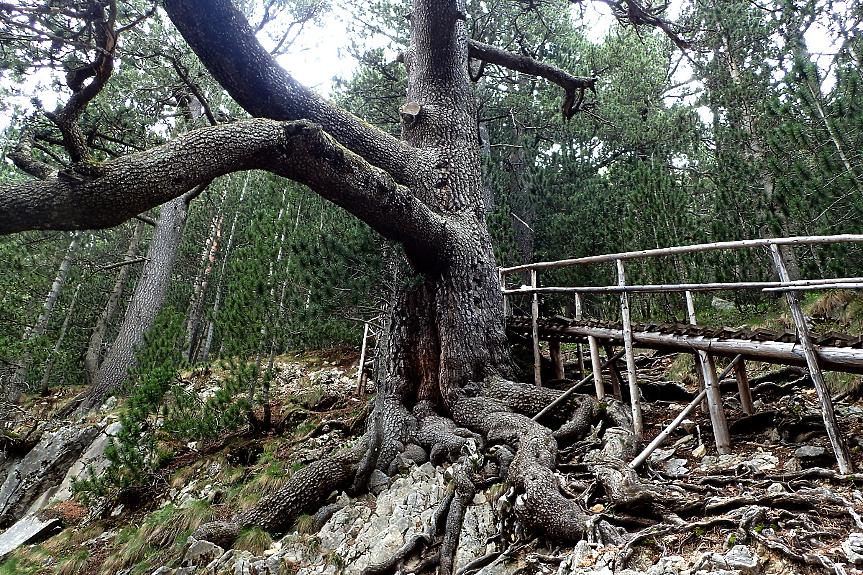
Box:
(499, 234), (863, 474)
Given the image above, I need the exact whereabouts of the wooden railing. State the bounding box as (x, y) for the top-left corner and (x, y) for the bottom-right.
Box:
(499, 234), (863, 473)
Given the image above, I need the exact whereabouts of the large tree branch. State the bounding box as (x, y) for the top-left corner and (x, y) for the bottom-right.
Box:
(162, 0), (421, 187)
(47, 0), (118, 163)
(468, 40), (597, 119)
(0, 119), (447, 270)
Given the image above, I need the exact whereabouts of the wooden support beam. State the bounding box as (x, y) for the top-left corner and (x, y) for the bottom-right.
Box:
(531, 269), (541, 387)
(686, 291), (730, 454)
(630, 355), (743, 469)
(734, 359), (754, 415)
(692, 351), (708, 413)
(589, 337), (605, 400)
(770, 244), (853, 474)
(617, 259), (643, 439)
(533, 349), (626, 422)
(704, 353), (732, 455)
(550, 340), (565, 380)
(356, 322), (370, 397)
(603, 344), (624, 399)
(574, 294), (585, 380)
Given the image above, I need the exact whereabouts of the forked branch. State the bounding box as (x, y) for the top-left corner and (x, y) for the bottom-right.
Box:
(468, 40), (597, 119)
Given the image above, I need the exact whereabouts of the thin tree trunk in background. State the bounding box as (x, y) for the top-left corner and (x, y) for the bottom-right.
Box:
(185, 216), (223, 362)
(79, 189), (200, 413)
(201, 173), (251, 362)
(5, 232), (81, 409)
(788, 31), (863, 196)
(184, 186), (229, 362)
(40, 283), (81, 396)
(84, 220), (146, 384)
(712, 2), (800, 279)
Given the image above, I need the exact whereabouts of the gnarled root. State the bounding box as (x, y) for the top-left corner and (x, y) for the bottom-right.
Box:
(452, 393), (590, 542)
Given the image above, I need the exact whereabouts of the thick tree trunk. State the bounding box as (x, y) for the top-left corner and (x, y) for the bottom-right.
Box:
(84, 220), (146, 384)
(79, 194), (193, 412)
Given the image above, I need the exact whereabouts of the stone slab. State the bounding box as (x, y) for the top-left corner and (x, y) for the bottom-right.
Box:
(0, 513), (62, 561)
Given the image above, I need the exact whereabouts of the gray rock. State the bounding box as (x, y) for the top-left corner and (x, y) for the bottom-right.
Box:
(842, 532), (863, 565)
(691, 551), (728, 572)
(649, 447), (676, 464)
(725, 545), (759, 573)
(663, 458), (689, 477)
(175, 568), (197, 575)
(0, 513), (62, 561)
(766, 482), (784, 494)
(182, 536), (224, 566)
(0, 424), (99, 524)
(645, 555), (687, 575)
(149, 567), (175, 575)
(368, 469), (390, 495)
(794, 445), (828, 467)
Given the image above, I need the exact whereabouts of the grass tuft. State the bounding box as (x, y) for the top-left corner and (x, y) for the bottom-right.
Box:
(234, 527), (273, 556)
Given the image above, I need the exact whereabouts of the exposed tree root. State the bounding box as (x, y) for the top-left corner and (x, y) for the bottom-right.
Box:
(188, 372), (862, 575)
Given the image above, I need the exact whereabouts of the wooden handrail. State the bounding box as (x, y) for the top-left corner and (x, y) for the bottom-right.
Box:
(499, 234), (863, 275)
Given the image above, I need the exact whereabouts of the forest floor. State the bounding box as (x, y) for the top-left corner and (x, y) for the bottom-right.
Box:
(3, 346), (863, 575)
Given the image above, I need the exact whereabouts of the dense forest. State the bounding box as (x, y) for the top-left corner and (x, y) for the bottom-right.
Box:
(1, 0), (863, 572)
(1, 0), (861, 403)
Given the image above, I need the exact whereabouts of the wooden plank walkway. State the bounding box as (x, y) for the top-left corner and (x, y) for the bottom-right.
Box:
(506, 315), (863, 374)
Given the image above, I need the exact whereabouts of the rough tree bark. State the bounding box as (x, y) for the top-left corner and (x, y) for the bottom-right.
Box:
(84, 220), (147, 384)
(0, 0), (683, 555)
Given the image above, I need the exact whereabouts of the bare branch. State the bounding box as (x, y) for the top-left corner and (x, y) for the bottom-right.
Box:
(134, 214), (157, 226)
(8, 126), (57, 180)
(468, 39), (597, 119)
(584, 0), (690, 50)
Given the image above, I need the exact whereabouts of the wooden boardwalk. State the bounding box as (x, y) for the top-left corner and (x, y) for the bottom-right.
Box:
(500, 234), (863, 472)
(506, 315), (863, 374)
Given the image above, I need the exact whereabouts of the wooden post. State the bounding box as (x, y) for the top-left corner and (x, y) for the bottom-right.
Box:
(533, 350), (625, 421)
(692, 353), (708, 413)
(500, 269), (509, 321)
(769, 244), (853, 473)
(574, 294), (585, 379)
(603, 344), (624, 399)
(685, 292), (707, 413)
(734, 360), (754, 415)
(531, 269), (542, 387)
(617, 259), (643, 439)
(589, 337), (605, 400)
(550, 340), (565, 380)
(356, 322), (370, 397)
(631, 355), (744, 468)
(686, 290), (731, 454)
(704, 353), (732, 454)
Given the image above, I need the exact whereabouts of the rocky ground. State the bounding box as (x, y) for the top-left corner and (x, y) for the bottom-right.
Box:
(2, 348), (863, 575)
